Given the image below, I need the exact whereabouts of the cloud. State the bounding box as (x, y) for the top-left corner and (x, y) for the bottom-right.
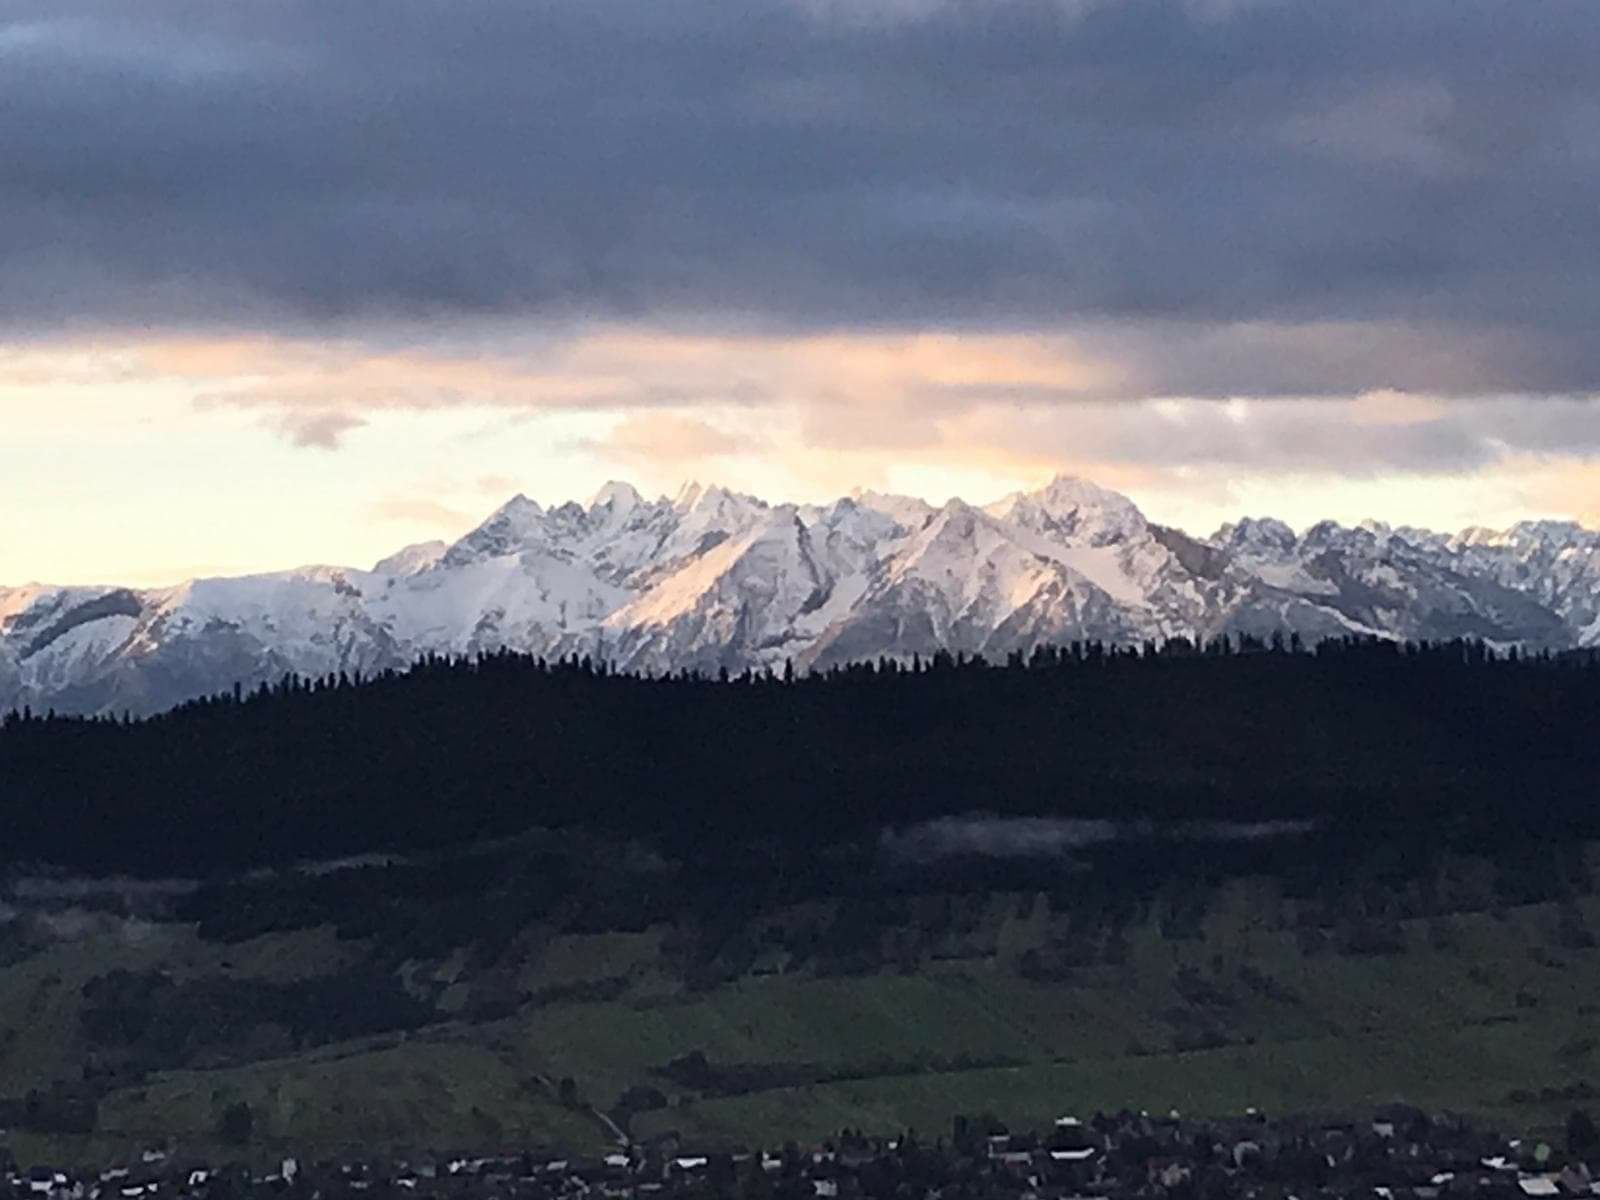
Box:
(270, 410), (366, 449)
(2, 1), (1600, 396)
(919, 395), (1594, 478)
(880, 814), (1321, 865)
(7, 327), (1590, 492)
(579, 412), (757, 468)
(134, 322), (1600, 426)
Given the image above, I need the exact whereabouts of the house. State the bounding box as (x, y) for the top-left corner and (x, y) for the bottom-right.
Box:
(1558, 1164), (1594, 1195)
(26, 1169), (66, 1197)
(1049, 1149), (1096, 1164)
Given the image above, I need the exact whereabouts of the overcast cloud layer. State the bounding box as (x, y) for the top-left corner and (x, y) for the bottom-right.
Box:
(4, 0), (1600, 398)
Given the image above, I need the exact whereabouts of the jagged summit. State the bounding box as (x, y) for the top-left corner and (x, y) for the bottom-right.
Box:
(5, 476), (1600, 716)
(987, 474), (1147, 546)
(588, 480), (644, 514)
(372, 540), (448, 577)
(495, 492), (543, 520)
(440, 493), (550, 567)
(989, 472), (1109, 511)
(1036, 472), (1136, 509)
(1214, 517), (1298, 557)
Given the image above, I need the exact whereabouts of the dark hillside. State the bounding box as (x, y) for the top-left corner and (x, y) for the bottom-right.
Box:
(2, 636), (1598, 878)
(3, 638), (1600, 1156)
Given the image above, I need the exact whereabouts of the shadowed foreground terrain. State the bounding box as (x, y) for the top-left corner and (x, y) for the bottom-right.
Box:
(5, 838), (1600, 1163)
(2, 639), (1598, 1160)
(4, 637), (1600, 875)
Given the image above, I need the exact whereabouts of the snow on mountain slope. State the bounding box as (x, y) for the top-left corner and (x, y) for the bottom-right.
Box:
(373, 540), (448, 576)
(800, 490), (1230, 668)
(1210, 517), (1573, 648)
(984, 475), (1146, 545)
(1445, 521), (1600, 643)
(4, 474), (1600, 716)
(598, 507), (830, 672)
(848, 488), (937, 532)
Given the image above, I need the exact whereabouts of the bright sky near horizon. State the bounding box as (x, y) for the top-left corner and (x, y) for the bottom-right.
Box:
(5, 1), (1600, 587)
(7, 352), (1598, 588)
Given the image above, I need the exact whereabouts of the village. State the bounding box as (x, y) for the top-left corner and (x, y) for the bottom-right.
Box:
(5, 1107), (1600, 1200)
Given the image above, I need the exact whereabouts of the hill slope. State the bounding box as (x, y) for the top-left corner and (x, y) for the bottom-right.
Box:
(4, 640), (1600, 875)
(4, 642), (1597, 1157)
(5, 858), (1599, 1160)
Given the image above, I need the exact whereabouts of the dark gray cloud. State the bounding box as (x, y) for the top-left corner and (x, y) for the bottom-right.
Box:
(780, 390), (1600, 479)
(4, 0), (1600, 394)
(942, 396), (1600, 477)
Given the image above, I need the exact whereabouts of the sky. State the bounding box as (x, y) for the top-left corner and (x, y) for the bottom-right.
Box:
(5, 0), (1600, 586)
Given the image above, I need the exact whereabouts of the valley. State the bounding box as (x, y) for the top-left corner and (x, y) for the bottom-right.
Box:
(6, 846), (1599, 1162)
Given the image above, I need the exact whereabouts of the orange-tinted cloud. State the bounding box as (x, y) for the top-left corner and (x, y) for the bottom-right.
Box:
(580, 412), (755, 468)
(158, 327), (1118, 426)
(12, 328), (1600, 525)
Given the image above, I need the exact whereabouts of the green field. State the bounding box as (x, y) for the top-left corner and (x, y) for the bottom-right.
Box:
(4, 876), (1599, 1161)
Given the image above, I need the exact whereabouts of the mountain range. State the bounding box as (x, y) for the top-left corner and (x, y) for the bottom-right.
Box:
(6, 475), (1600, 716)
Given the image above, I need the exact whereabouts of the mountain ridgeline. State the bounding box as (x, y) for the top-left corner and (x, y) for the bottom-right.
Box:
(3, 636), (1598, 885)
(7, 475), (1600, 718)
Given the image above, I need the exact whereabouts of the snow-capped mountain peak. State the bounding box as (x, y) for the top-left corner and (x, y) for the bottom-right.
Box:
(1035, 473), (1139, 516)
(442, 493), (549, 566)
(1213, 517), (1298, 558)
(848, 488), (936, 531)
(986, 474), (1147, 546)
(496, 493), (544, 521)
(588, 480), (645, 518)
(6, 477), (1600, 716)
(373, 540), (449, 577)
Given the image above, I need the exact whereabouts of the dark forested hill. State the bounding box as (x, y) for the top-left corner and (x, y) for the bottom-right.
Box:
(5, 636), (1600, 1157)
(2, 636), (1598, 879)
